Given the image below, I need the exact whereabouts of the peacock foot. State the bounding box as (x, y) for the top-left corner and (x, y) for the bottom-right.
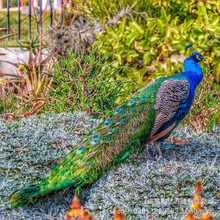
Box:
(166, 137), (189, 145)
(145, 142), (163, 161)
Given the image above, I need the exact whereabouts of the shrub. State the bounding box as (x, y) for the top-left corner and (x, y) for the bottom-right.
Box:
(76, 0), (219, 22)
(184, 73), (220, 132)
(47, 50), (134, 117)
(93, 3), (220, 86)
(0, 36), (54, 119)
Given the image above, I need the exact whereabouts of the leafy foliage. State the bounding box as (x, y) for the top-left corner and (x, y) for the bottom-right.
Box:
(77, 0), (219, 22)
(93, 2), (220, 87)
(75, 0), (152, 22)
(212, 59), (220, 84)
(184, 73), (220, 132)
(0, 36), (54, 119)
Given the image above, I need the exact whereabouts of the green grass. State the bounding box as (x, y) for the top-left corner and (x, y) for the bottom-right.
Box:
(0, 11), (59, 47)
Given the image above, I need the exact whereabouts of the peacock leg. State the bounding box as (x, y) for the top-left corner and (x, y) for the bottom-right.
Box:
(145, 142), (163, 160)
(154, 142), (163, 157)
(145, 145), (156, 161)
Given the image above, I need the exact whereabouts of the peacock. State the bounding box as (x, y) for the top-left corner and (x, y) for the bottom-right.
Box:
(9, 48), (204, 208)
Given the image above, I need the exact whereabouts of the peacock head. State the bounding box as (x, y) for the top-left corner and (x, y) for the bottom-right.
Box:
(185, 44), (204, 63)
(191, 52), (204, 63)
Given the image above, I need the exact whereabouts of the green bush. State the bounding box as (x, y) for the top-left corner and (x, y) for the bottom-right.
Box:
(92, 2), (220, 86)
(77, 0), (219, 23)
(184, 73), (220, 131)
(47, 50), (134, 117)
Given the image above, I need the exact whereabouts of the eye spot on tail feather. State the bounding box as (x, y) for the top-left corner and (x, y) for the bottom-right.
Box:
(115, 109), (121, 114)
(104, 118), (111, 126)
(78, 146), (84, 152)
(93, 134), (99, 139)
(108, 129), (115, 134)
(128, 100), (135, 106)
(117, 119), (123, 125)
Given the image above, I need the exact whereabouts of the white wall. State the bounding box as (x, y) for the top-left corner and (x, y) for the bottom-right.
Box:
(0, 48), (29, 76)
(36, 0), (61, 10)
(0, 0), (3, 9)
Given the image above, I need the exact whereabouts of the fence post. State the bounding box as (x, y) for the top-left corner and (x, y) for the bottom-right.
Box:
(39, 0), (42, 34)
(60, 0), (64, 25)
(18, 0), (21, 40)
(7, 0), (10, 40)
(28, 0), (31, 40)
(49, 0), (53, 27)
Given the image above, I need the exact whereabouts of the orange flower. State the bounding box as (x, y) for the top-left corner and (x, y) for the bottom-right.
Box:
(185, 212), (196, 220)
(191, 201), (204, 210)
(113, 207), (126, 220)
(195, 181), (203, 195)
(65, 195), (94, 220)
(192, 194), (204, 210)
(202, 212), (214, 220)
(70, 195), (81, 209)
(66, 208), (85, 217)
(185, 181), (214, 220)
(193, 194), (201, 201)
(65, 214), (71, 220)
(83, 210), (94, 220)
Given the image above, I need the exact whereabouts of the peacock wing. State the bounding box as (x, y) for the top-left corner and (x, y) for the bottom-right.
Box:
(149, 79), (190, 142)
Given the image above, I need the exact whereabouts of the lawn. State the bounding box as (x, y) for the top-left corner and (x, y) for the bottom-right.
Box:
(0, 112), (219, 219)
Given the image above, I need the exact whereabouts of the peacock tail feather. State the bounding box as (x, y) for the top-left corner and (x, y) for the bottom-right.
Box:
(9, 80), (162, 208)
(9, 51), (204, 208)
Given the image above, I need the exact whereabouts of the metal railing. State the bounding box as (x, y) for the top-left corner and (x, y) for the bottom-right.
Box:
(1, 0), (66, 41)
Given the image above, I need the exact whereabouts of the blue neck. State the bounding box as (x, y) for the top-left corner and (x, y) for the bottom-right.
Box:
(183, 57), (203, 88)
